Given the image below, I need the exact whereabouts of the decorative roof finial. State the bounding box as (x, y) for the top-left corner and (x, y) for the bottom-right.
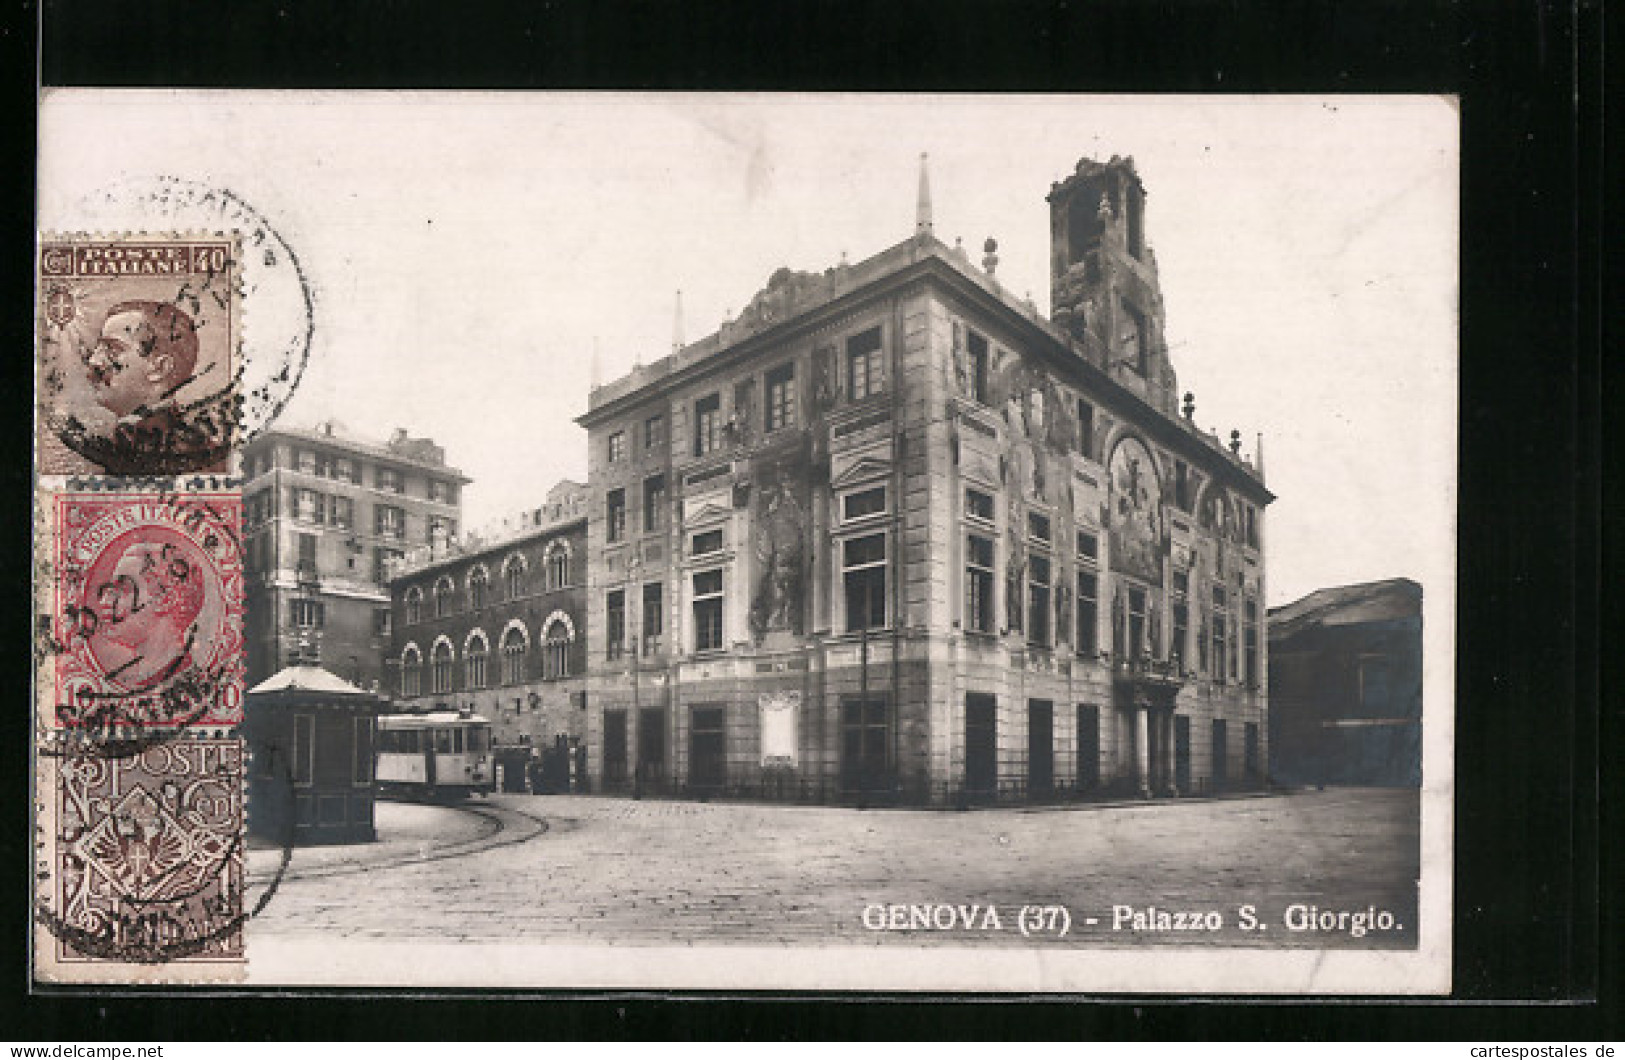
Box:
(982, 237), (999, 275)
(672, 289), (684, 354)
(1255, 431), (1266, 476)
(915, 152), (933, 237)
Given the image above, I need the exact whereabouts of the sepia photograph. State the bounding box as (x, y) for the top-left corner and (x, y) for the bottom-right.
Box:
(33, 92), (1458, 994)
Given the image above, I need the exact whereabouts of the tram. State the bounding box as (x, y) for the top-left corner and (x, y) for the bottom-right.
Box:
(376, 711), (494, 800)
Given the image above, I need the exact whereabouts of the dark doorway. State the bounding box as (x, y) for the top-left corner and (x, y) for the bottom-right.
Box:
(1212, 718), (1228, 791)
(1076, 704), (1100, 792)
(638, 707), (667, 787)
(1174, 714), (1192, 794)
(1244, 722), (1260, 786)
(689, 706), (727, 792)
(965, 693), (997, 798)
(841, 696), (891, 796)
(1028, 699), (1054, 798)
(603, 710), (628, 787)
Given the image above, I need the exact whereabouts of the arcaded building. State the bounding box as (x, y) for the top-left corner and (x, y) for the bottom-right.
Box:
(578, 156), (1272, 803)
(242, 421), (469, 689)
(388, 481), (590, 791)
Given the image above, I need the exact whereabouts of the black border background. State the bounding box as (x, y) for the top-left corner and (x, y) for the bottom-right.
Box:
(5, 0), (1612, 1041)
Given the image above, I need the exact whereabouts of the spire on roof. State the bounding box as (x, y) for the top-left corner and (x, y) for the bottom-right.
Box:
(915, 152), (933, 237)
(672, 289), (684, 354)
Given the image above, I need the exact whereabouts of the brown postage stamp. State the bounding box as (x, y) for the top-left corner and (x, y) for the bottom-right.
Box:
(36, 236), (240, 476)
(34, 739), (246, 981)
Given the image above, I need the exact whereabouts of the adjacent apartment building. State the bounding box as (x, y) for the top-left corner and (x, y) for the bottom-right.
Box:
(577, 155), (1274, 804)
(242, 421), (469, 689)
(387, 481), (591, 792)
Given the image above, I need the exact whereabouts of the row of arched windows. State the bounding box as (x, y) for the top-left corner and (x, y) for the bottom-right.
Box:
(398, 613), (577, 696)
(401, 541), (575, 624)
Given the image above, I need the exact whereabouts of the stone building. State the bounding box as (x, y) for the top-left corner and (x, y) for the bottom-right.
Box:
(1268, 577), (1422, 788)
(387, 481), (590, 791)
(577, 155), (1273, 804)
(241, 421), (469, 689)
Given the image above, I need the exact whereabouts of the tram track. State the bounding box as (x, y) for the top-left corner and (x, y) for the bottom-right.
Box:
(247, 799), (551, 885)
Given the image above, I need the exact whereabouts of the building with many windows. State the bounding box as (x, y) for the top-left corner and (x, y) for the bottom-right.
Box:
(388, 481), (590, 792)
(577, 155), (1274, 804)
(242, 421), (469, 689)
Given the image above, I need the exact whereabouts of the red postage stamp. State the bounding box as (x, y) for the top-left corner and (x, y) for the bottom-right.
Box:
(35, 739), (245, 977)
(43, 490), (245, 735)
(36, 236), (239, 475)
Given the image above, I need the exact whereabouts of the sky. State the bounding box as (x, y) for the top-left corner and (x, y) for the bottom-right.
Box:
(38, 92), (1457, 608)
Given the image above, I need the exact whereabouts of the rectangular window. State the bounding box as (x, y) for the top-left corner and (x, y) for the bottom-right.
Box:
(846, 326), (884, 400)
(1244, 600), (1259, 686)
(1077, 399), (1095, 458)
(1028, 554), (1051, 647)
(1127, 586), (1147, 659)
(1172, 601), (1189, 667)
(694, 393), (721, 456)
(296, 532), (317, 574)
(1077, 530), (1098, 559)
(1173, 569), (1189, 595)
(843, 533), (887, 632)
(330, 495), (354, 529)
(642, 581), (664, 654)
(765, 363), (796, 432)
(1124, 302), (1149, 375)
(967, 330), (990, 404)
(689, 706), (726, 791)
(1175, 461), (1191, 510)
(964, 693), (997, 796)
(353, 718), (373, 784)
(1028, 512), (1051, 543)
(691, 528), (723, 556)
(377, 467), (403, 494)
(643, 475), (666, 533)
(293, 715), (313, 786)
(645, 414), (665, 452)
(1245, 506), (1259, 548)
(608, 431), (626, 464)
(638, 707), (667, 783)
(966, 534), (995, 634)
(373, 607), (391, 638)
(606, 589), (626, 660)
(842, 485), (887, 522)
(606, 488), (626, 544)
(372, 547), (402, 585)
(375, 504), (405, 540)
(1076, 571), (1098, 655)
(292, 598), (324, 629)
(297, 449), (317, 474)
(693, 569), (724, 652)
(1211, 587), (1228, 681)
(965, 487), (995, 523)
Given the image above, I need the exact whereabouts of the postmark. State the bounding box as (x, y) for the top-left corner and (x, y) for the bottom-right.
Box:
(37, 236), (240, 475)
(40, 488), (244, 740)
(34, 739), (246, 978)
(65, 178), (316, 449)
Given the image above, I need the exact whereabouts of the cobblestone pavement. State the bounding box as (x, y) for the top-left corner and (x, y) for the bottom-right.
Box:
(245, 788), (1420, 949)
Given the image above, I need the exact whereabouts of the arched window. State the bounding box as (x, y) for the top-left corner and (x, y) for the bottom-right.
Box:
(545, 541), (571, 591)
(465, 630), (489, 690)
(501, 623), (529, 685)
(504, 555), (528, 600)
(434, 576), (455, 619)
(468, 566), (489, 610)
(432, 639), (454, 694)
(542, 613), (575, 680)
(405, 587), (423, 625)
(401, 644), (422, 697)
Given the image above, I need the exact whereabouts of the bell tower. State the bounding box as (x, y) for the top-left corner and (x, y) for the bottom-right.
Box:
(1047, 156), (1179, 416)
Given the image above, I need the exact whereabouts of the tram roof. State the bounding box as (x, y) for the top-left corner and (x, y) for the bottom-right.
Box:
(378, 711), (491, 728)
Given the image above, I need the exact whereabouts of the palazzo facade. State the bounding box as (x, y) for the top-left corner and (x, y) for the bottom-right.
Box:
(578, 156), (1273, 804)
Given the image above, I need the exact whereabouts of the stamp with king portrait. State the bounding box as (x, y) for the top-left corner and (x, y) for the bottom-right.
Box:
(37, 236), (240, 476)
(40, 488), (245, 742)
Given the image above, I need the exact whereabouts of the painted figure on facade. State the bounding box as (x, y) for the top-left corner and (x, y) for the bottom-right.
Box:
(812, 344), (839, 415)
(1005, 507), (1026, 633)
(749, 464), (806, 642)
(1108, 437), (1163, 583)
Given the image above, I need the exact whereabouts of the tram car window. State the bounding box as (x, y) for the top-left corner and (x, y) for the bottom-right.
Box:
(376, 711), (494, 802)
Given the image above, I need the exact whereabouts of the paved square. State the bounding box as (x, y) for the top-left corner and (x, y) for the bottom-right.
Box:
(247, 788), (1419, 949)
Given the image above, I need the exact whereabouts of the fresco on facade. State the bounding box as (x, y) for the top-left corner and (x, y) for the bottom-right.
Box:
(988, 352), (1081, 505)
(748, 448), (809, 643)
(1108, 436), (1164, 584)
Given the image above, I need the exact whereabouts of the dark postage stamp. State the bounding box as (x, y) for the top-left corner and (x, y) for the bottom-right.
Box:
(34, 739), (246, 981)
(40, 489), (245, 741)
(37, 236), (240, 476)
